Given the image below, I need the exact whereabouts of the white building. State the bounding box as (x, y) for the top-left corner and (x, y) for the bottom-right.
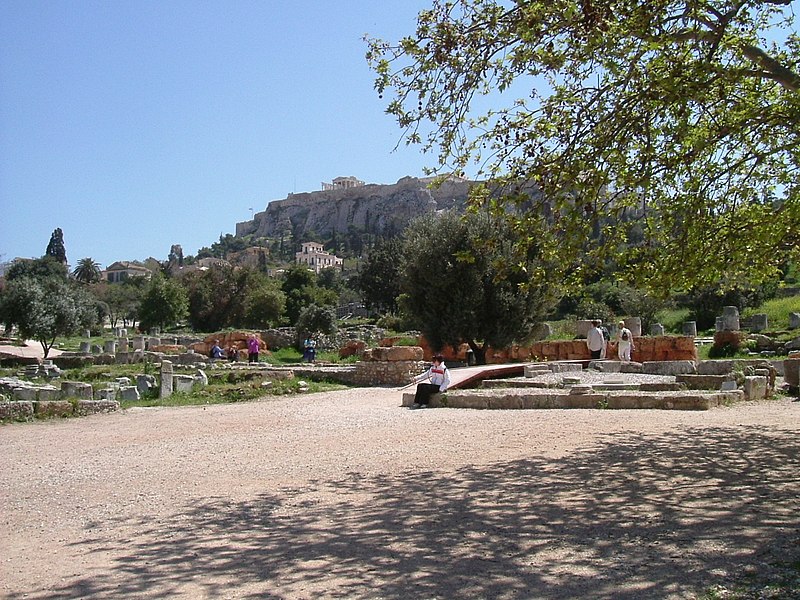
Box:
(295, 242), (343, 273)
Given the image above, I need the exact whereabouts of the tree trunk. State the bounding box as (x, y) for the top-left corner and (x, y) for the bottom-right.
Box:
(468, 340), (487, 365)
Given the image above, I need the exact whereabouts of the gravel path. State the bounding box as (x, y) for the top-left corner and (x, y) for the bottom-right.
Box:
(1, 388), (799, 599)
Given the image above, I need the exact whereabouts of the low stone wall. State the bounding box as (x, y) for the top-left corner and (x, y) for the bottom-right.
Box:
(403, 389), (744, 411)
(0, 377), (124, 422)
(0, 398), (120, 422)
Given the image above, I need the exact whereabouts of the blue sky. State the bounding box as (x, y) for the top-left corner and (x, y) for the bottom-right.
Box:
(0, 1), (433, 269)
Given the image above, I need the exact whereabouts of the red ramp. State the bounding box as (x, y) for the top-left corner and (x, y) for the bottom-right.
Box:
(447, 363), (525, 389)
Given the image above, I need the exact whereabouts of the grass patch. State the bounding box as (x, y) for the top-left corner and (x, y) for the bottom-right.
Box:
(543, 320), (577, 340)
(119, 378), (348, 409)
(742, 295), (800, 329)
(655, 307), (692, 333)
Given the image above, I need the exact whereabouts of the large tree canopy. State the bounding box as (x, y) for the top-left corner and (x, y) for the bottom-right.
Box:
(368, 0), (800, 292)
(401, 210), (558, 364)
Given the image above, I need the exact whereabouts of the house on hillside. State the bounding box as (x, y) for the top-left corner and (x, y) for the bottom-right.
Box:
(103, 261), (152, 283)
(295, 242), (343, 273)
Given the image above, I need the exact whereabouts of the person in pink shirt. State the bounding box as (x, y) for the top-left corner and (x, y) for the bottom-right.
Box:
(247, 335), (260, 364)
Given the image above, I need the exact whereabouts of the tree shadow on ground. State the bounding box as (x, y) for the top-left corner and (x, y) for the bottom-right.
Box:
(30, 425), (800, 599)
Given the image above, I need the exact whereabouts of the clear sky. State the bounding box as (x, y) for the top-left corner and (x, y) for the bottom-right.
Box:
(0, 1), (434, 269)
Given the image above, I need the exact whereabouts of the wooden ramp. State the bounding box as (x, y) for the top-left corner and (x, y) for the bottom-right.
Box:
(447, 363), (525, 390)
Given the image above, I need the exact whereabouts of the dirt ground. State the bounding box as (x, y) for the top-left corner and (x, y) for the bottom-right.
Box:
(1, 388), (799, 599)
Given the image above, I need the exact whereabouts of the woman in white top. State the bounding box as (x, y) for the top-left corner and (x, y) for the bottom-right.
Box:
(410, 353), (450, 408)
(616, 321), (635, 361)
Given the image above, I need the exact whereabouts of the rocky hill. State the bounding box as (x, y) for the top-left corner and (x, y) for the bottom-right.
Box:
(235, 176), (473, 240)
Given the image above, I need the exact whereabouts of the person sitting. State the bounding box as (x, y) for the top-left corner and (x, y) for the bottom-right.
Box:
(410, 353), (450, 409)
(209, 340), (225, 361)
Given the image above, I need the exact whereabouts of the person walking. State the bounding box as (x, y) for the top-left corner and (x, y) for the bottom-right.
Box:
(410, 354), (450, 409)
(616, 321), (635, 362)
(247, 335), (260, 364)
(599, 320), (610, 359)
(586, 320), (606, 360)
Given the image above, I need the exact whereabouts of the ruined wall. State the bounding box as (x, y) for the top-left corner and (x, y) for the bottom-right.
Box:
(410, 335), (696, 364)
(353, 345), (424, 386)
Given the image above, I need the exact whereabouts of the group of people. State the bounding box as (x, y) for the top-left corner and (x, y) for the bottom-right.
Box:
(209, 334), (319, 364)
(586, 319), (635, 361)
(209, 335), (261, 364)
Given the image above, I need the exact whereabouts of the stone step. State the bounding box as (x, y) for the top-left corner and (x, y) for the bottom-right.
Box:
(402, 389), (743, 411)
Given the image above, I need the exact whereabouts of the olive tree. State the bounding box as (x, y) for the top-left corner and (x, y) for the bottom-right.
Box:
(0, 277), (97, 357)
(400, 210), (558, 364)
(368, 0), (800, 292)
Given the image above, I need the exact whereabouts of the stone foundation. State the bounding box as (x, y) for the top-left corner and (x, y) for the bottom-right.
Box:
(489, 336), (697, 364)
(354, 346), (424, 386)
(403, 389), (744, 411)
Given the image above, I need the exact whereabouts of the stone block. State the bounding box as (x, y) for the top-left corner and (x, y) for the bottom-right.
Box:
(607, 395), (648, 409)
(524, 363), (550, 377)
(575, 320), (593, 338)
(0, 401), (34, 421)
(662, 394), (712, 410)
(61, 381), (93, 400)
(118, 386), (140, 401)
(782, 358), (799, 391)
(676, 374), (729, 390)
(488, 395), (524, 409)
(722, 306), (740, 331)
(641, 361), (697, 375)
(95, 388), (116, 401)
(385, 346), (424, 361)
(94, 353), (116, 365)
(34, 400), (74, 418)
(743, 376), (767, 400)
(452, 395), (490, 409)
(790, 313), (800, 329)
(590, 361), (621, 373)
(52, 354), (95, 369)
(12, 386), (38, 401)
(563, 394), (603, 409)
(75, 400), (120, 416)
(339, 340), (366, 359)
(370, 347), (391, 361)
(37, 386), (61, 401)
(160, 360), (173, 399)
(136, 374), (156, 394)
(747, 314), (768, 332)
(173, 374), (195, 392)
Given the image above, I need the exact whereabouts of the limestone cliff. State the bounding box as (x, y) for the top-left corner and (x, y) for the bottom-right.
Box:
(235, 176), (472, 239)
